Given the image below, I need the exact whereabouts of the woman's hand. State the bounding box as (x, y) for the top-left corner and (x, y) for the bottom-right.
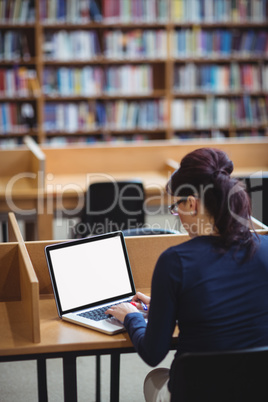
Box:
(105, 302), (138, 323)
(132, 291), (151, 312)
(105, 292), (151, 322)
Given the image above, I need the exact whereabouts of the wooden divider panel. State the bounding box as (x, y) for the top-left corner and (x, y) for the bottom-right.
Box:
(18, 243), (40, 343)
(125, 234), (190, 290)
(25, 240), (55, 296)
(0, 243), (21, 302)
(26, 235), (190, 296)
(8, 212), (24, 243)
(43, 141), (268, 176)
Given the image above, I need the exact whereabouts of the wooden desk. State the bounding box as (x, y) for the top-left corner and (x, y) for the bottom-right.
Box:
(1, 139), (268, 240)
(0, 214), (187, 401)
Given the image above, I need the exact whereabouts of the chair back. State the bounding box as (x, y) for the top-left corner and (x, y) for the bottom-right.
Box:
(77, 180), (145, 236)
(242, 174), (268, 226)
(170, 346), (268, 402)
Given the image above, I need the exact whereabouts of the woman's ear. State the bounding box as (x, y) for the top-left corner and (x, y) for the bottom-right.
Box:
(187, 195), (198, 216)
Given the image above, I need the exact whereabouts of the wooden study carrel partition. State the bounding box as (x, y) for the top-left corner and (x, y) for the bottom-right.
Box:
(1, 212), (267, 351)
(0, 213), (189, 351)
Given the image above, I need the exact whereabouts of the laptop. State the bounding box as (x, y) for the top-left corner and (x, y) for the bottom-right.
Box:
(45, 231), (136, 335)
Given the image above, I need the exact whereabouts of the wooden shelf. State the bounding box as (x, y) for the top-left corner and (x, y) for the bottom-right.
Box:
(173, 124), (268, 132)
(41, 21), (168, 29)
(171, 22), (268, 28)
(0, 23), (36, 28)
(43, 58), (167, 65)
(44, 91), (166, 100)
(172, 91), (268, 98)
(172, 56), (268, 62)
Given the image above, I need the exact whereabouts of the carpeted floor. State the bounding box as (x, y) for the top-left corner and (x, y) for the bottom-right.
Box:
(0, 351), (175, 401)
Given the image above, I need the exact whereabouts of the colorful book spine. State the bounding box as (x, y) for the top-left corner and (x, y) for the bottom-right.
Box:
(43, 99), (167, 133)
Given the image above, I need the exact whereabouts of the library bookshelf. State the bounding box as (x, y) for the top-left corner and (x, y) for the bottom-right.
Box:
(0, 0), (268, 148)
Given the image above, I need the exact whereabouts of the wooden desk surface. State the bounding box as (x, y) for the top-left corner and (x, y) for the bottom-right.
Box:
(0, 296), (137, 357)
(0, 177), (39, 203)
(0, 234), (185, 357)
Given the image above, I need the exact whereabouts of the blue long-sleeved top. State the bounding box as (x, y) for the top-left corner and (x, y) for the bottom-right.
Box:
(124, 235), (268, 389)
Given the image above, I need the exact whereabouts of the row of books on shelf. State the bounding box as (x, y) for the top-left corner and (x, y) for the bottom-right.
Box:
(40, 0), (168, 24)
(43, 66), (103, 96)
(40, 0), (102, 23)
(43, 29), (168, 61)
(38, 0), (268, 24)
(0, 0), (35, 23)
(172, 29), (268, 57)
(0, 68), (40, 97)
(43, 100), (167, 133)
(0, 102), (34, 134)
(43, 30), (100, 60)
(171, 0), (268, 23)
(1, 0), (268, 25)
(0, 30), (31, 61)
(2, 96), (267, 135)
(43, 65), (153, 96)
(174, 63), (268, 93)
(3, 63), (268, 99)
(102, 0), (168, 23)
(103, 29), (167, 59)
(2, 28), (268, 62)
(172, 96), (268, 128)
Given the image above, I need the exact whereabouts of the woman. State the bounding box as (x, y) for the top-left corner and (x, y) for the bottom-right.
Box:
(106, 147), (268, 402)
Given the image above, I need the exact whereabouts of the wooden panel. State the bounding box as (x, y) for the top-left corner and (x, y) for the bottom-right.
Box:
(8, 212), (24, 243)
(43, 140), (268, 175)
(25, 240), (55, 295)
(0, 242), (40, 346)
(18, 243), (40, 343)
(26, 235), (190, 295)
(0, 149), (33, 177)
(0, 243), (20, 302)
(125, 234), (190, 290)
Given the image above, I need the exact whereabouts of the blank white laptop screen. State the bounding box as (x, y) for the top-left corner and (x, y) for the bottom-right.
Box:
(49, 235), (132, 311)
(45, 232), (135, 317)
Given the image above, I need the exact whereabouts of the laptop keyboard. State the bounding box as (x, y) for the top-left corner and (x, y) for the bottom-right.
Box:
(78, 300), (131, 322)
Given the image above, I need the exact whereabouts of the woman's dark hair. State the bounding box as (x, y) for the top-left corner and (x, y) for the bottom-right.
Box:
(166, 147), (257, 257)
